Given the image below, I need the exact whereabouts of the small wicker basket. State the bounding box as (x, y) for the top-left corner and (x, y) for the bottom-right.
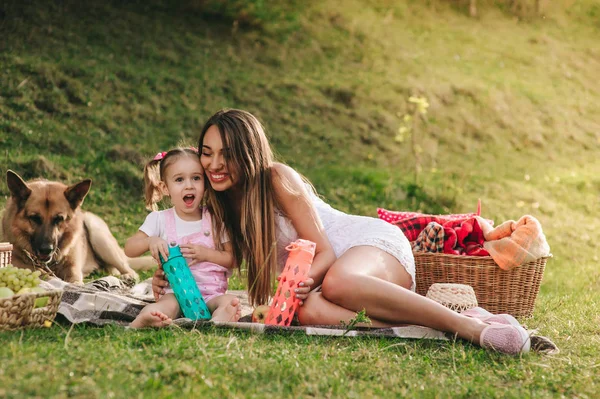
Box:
(415, 252), (549, 317)
(0, 242), (12, 268)
(0, 290), (63, 330)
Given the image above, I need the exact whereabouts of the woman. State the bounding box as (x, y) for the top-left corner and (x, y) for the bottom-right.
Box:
(152, 109), (530, 355)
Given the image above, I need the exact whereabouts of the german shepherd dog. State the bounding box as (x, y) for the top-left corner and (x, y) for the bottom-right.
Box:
(1, 170), (154, 283)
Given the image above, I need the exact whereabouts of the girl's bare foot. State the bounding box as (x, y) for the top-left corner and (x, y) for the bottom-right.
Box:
(211, 297), (241, 322)
(130, 310), (173, 328)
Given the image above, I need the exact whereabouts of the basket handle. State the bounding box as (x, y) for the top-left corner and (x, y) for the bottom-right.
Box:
(0, 242), (13, 251)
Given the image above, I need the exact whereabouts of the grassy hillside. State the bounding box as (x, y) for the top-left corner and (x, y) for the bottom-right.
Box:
(1, 0), (599, 397)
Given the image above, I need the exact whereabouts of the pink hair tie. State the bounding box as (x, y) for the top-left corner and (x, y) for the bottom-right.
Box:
(153, 151), (167, 161)
(189, 146), (198, 153)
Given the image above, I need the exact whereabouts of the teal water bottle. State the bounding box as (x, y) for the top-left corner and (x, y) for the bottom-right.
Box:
(160, 243), (211, 320)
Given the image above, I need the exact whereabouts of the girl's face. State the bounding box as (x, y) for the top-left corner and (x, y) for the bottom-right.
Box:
(161, 155), (204, 220)
(201, 125), (238, 192)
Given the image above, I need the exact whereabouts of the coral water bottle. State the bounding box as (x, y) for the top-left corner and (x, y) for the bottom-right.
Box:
(160, 243), (211, 320)
(265, 239), (316, 326)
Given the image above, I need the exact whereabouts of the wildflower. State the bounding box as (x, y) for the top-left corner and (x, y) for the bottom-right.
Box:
(408, 96), (429, 114)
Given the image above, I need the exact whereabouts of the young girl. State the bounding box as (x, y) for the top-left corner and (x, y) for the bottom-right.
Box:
(125, 148), (241, 328)
(152, 110), (531, 355)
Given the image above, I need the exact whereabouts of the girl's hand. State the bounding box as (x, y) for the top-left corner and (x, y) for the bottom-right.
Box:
(295, 277), (314, 306)
(148, 237), (169, 265)
(151, 266), (169, 301)
(180, 243), (207, 263)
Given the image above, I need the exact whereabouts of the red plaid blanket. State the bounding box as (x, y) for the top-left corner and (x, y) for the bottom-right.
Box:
(411, 222), (445, 253)
(377, 209), (482, 225)
(378, 201), (492, 256)
(407, 218), (490, 256)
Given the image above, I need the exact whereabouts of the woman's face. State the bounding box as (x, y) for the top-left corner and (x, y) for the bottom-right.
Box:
(200, 125), (238, 191)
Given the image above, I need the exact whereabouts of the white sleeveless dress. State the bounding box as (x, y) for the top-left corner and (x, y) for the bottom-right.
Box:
(274, 190), (416, 291)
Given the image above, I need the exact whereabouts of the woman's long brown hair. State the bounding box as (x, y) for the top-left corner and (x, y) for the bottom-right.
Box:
(198, 109), (278, 306)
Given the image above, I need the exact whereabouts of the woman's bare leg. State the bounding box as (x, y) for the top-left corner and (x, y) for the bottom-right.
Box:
(308, 246), (487, 343)
(130, 293), (180, 328)
(297, 291), (398, 328)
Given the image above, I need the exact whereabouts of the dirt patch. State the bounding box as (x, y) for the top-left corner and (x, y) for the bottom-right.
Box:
(106, 145), (145, 166)
(321, 86), (355, 108)
(11, 156), (69, 181)
(107, 161), (143, 195)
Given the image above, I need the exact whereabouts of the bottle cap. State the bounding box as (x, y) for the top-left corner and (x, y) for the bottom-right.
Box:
(168, 245), (182, 258)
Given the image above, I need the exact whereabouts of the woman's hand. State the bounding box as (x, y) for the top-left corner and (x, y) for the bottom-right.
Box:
(180, 243), (207, 263)
(295, 277), (314, 306)
(151, 266), (169, 301)
(148, 237), (169, 265)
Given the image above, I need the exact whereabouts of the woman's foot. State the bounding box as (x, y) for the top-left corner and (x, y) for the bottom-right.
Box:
(480, 323), (531, 355)
(130, 311), (173, 329)
(211, 297), (241, 322)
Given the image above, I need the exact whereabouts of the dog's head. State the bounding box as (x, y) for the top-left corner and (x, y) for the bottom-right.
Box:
(6, 170), (92, 264)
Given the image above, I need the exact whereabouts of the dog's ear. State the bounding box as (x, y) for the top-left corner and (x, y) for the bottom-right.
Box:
(6, 170), (32, 208)
(64, 179), (92, 209)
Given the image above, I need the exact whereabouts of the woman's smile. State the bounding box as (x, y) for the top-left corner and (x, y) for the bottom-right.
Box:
(207, 172), (228, 183)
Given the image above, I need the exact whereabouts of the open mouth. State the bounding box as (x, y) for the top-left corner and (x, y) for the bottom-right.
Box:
(37, 253), (52, 262)
(183, 194), (195, 207)
(23, 248), (55, 266)
(31, 250), (54, 264)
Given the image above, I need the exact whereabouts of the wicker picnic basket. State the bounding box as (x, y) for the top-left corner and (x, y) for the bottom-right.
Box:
(0, 290), (63, 330)
(0, 242), (12, 268)
(414, 252), (549, 317)
(0, 242), (63, 330)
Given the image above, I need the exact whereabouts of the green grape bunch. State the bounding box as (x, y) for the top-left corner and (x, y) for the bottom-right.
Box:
(0, 265), (42, 293)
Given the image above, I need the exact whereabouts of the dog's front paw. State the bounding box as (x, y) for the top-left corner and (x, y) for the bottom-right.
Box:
(62, 273), (85, 285)
(120, 272), (139, 287)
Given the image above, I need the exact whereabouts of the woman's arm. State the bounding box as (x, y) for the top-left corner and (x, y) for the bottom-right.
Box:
(271, 163), (337, 288)
(180, 242), (235, 269)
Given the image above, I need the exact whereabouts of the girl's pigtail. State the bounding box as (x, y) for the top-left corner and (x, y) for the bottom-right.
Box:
(143, 159), (163, 211)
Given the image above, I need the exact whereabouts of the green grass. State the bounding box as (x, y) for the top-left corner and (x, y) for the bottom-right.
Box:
(5, 325), (587, 399)
(1, 0), (600, 397)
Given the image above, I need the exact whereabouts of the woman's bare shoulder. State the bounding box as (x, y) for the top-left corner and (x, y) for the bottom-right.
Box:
(271, 162), (296, 176)
(270, 163), (304, 190)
